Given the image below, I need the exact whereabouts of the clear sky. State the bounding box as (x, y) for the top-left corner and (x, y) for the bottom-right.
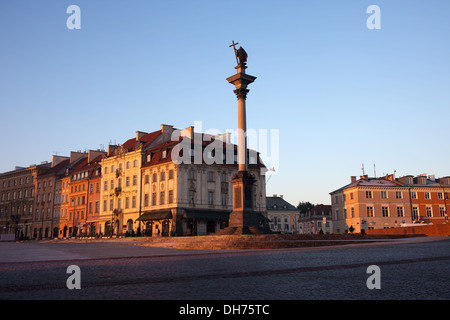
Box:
(1, 0), (449, 206)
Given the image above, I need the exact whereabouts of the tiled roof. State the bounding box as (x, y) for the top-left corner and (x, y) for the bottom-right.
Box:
(266, 196), (297, 210)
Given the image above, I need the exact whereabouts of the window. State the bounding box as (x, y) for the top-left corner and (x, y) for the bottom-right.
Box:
(133, 160), (138, 167)
(367, 206), (374, 217)
(350, 193), (354, 200)
(152, 193), (156, 206)
(160, 171), (165, 181)
(144, 194), (149, 207)
(351, 207), (355, 218)
(335, 209), (339, 220)
(125, 197), (129, 209)
(411, 192), (417, 199)
(152, 173), (157, 183)
(366, 191), (372, 199)
(397, 206), (404, 217)
(221, 193), (227, 206)
(208, 171), (214, 182)
(382, 206), (389, 217)
(439, 207), (445, 217)
(425, 192), (430, 200)
(396, 191), (402, 199)
(126, 176), (130, 187)
(381, 191), (387, 199)
(438, 192), (443, 200)
(168, 190), (173, 204)
(426, 207), (432, 217)
(133, 175), (137, 186)
(169, 170), (174, 180)
(412, 207), (418, 220)
(342, 194), (346, 202)
(208, 191), (214, 205)
(144, 175), (149, 184)
(159, 192), (164, 205)
(132, 196), (136, 208)
(189, 190), (195, 204)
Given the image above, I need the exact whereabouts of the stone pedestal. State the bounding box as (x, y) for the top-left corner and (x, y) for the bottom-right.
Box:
(224, 171), (271, 234)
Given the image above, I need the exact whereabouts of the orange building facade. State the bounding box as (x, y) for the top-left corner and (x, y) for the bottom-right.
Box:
(330, 174), (449, 234)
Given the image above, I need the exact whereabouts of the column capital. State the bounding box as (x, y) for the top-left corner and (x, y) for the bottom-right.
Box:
(233, 88), (249, 100)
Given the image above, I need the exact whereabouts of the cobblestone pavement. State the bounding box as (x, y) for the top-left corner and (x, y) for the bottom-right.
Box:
(0, 237), (449, 300)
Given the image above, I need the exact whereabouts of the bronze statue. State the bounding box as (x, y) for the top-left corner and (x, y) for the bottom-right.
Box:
(229, 41), (248, 67)
(236, 47), (248, 67)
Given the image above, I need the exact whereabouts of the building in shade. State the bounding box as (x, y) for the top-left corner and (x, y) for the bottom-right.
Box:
(0, 163), (50, 240)
(266, 195), (298, 233)
(298, 204), (332, 234)
(330, 174), (450, 234)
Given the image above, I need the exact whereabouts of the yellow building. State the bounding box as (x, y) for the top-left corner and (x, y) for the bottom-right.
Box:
(99, 126), (171, 236)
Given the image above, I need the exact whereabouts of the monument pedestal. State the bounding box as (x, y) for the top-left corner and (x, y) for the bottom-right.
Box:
(216, 171), (271, 235)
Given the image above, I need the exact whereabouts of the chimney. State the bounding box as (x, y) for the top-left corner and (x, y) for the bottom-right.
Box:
(88, 150), (106, 163)
(161, 124), (174, 143)
(351, 176), (357, 183)
(360, 175), (368, 180)
(136, 131), (147, 142)
(217, 133), (231, 144)
(273, 194), (277, 198)
(52, 155), (69, 167)
(108, 145), (117, 156)
(180, 126), (194, 139)
(280, 195), (283, 199)
(70, 151), (86, 163)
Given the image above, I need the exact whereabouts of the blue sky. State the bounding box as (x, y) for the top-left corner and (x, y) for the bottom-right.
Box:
(1, 0), (449, 206)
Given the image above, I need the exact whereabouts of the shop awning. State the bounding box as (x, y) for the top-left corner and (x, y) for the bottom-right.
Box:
(136, 210), (172, 221)
(183, 209), (230, 221)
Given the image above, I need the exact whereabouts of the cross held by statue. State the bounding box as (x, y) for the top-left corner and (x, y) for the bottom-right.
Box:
(229, 41), (239, 65)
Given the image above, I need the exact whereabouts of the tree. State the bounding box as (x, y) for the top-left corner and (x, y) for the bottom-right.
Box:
(297, 201), (315, 214)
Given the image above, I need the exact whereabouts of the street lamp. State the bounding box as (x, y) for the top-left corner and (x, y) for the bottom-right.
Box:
(191, 189), (197, 236)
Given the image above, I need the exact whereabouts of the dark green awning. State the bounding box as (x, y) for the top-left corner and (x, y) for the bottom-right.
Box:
(136, 210), (172, 221)
(183, 209), (229, 221)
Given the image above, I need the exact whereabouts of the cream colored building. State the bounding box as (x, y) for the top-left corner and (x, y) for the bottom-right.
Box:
(99, 126), (172, 236)
(138, 127), (267, 236)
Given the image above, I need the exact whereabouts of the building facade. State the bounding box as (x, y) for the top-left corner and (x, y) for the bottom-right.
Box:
(0, 163), (49, 239)
(137, 126), (267, 236)
(298, 204), (332, 234)
(330, 174), (450, 233)
(266, 195), (298, 233)
(1, 124), (269, 239)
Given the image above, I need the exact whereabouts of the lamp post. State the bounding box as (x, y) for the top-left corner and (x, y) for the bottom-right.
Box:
(191, 189), (196, 236)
